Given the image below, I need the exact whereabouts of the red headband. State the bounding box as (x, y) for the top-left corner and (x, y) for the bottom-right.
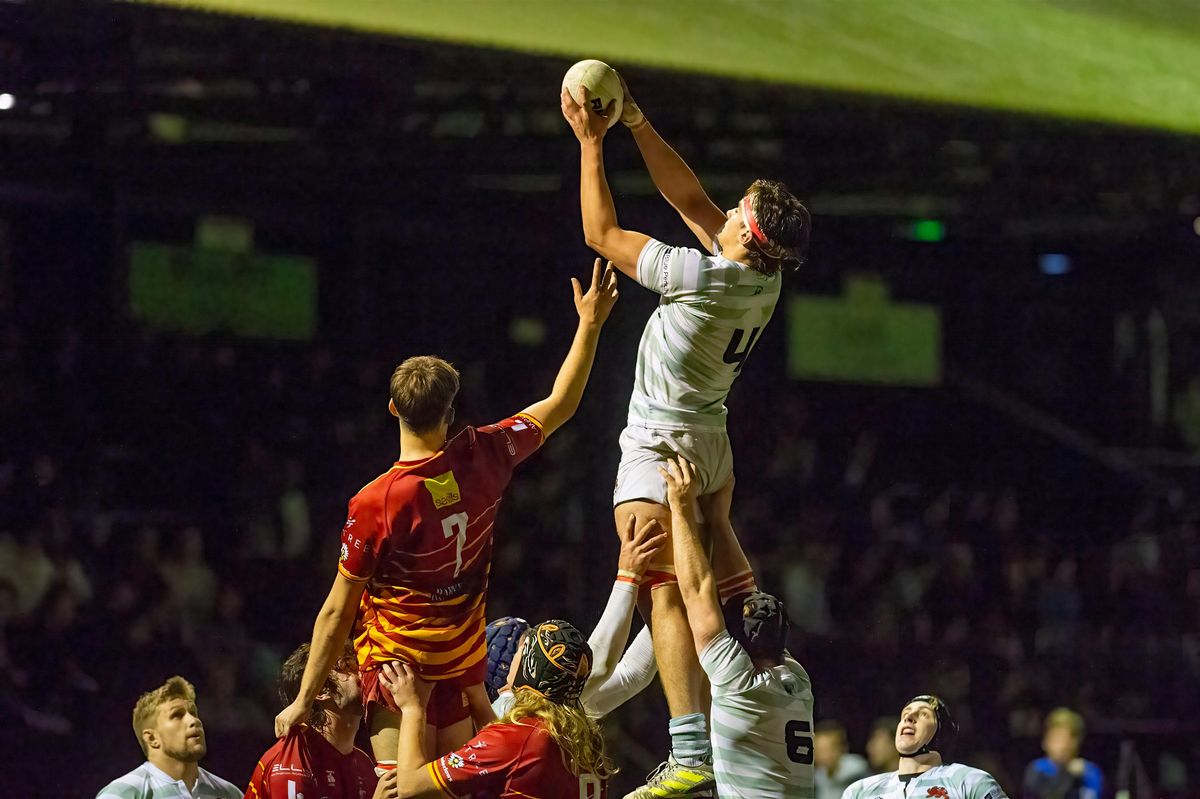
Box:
(740, 196), (786, 258)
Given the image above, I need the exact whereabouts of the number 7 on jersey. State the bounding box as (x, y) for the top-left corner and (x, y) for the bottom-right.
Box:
(440, 512), (468, 578)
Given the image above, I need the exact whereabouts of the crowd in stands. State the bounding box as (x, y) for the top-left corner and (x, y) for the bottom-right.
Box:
(2, 313), (1198, 796)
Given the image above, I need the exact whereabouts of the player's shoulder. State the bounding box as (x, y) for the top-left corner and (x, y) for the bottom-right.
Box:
(95, 769), (150, 799)
(482, 718), (551, 751)
(947, 762), (998, 779)
(844, 770), (895, 797)
(197, 766), (243, 798)
(351, 461), (415, 505)
(940, 763), (1003, 790)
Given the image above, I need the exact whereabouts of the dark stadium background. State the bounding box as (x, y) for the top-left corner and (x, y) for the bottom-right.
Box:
(1, 3), (1198, 796)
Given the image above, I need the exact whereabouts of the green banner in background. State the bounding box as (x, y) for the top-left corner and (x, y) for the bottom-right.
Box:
(129, 243), (317, 340)
(788, 275), (941, 386)
(135, 0), (1200, 134)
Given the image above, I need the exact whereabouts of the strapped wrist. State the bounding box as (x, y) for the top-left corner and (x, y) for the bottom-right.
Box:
(616, 569), (642, 586)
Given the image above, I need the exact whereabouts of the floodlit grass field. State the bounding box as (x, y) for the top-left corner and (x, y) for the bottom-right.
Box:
(138, 0), (1200, 134)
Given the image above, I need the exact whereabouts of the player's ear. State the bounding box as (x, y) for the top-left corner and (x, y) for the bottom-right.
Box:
(143, 729), (159, 751)
(445, 406), (455, 427)
(388, 398), (399, 418)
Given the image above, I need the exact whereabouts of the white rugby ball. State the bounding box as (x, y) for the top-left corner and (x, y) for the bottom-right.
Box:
(562, 59), (623, 129)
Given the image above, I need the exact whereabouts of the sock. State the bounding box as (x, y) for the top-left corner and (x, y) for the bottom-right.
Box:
(669, 712), (710, 767)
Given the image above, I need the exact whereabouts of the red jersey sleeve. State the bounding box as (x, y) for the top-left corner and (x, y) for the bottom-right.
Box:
(474, 413), (545, 475)
(337, 491), (387, 583)
(426, 722), (531, 798)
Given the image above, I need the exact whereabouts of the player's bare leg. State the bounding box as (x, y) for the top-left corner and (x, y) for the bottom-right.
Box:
(368, 705), (402, 771)
(701, 478), (758, 602)
(617, 500), (715, 799)
(464, 682), (497, 730)
(436, 718), (474, 756)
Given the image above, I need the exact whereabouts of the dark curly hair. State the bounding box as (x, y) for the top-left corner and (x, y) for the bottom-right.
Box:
(744, 179), (810, 275)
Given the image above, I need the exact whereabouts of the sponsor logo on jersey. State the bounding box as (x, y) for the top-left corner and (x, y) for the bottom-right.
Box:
(927, 788), (948, 798)
(271, 764), (309, 776)
(326, 770), (337, 785)
(424, 471), (462, 509)
(430, 578), (472, 601)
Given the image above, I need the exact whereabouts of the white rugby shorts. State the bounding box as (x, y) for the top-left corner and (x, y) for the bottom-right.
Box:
(613, 424), (733, 508)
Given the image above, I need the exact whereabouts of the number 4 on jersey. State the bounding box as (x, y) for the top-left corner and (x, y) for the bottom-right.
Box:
(723, 327), (762, 374)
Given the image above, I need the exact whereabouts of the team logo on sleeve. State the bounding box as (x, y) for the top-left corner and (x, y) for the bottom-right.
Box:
(423, 471), (462, 509)
(447, 753), (465, 769)
(340, 543), (349, 562)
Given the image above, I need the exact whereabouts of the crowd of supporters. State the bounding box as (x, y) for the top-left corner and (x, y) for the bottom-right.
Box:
(1, 314), (1197, 796)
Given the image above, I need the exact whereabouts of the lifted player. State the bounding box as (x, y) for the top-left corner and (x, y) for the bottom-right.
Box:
(561, 70), (811, 796)
(841, 696), (1008, 799)
(275, 259), (619, 772)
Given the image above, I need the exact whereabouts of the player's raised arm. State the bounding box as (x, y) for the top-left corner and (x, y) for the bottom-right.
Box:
(520, 258), (618, 437)
(561, 87), (651, 278)
(659, 457), (725, 653)
(618, 73), (727, 251)
(274, 573), (365, 737)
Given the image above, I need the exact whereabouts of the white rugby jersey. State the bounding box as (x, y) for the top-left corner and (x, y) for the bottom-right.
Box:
(700, 630), (814, 798)
(841, 763), (1008, 799)
(630, 238), (780, 430)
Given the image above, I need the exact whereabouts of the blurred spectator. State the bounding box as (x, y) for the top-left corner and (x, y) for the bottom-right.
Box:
(814, 720), (870, 799)
(160, 526), (218, 642)
(1022, 708), (1103, 799)
(866, 716), (900, 774)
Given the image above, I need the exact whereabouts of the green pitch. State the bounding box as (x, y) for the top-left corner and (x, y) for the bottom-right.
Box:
(135, 0), (1200, 134)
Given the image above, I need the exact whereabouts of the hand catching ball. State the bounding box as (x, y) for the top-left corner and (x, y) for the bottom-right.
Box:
(562, 59), (624, 129)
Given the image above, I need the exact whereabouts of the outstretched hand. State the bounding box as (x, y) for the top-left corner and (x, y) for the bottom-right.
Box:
(572, 258), (619, 327)
(561, 86), (612, 144)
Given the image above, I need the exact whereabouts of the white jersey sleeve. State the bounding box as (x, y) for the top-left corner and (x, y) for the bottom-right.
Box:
(699, 627), (758, 692)
(637, 238), (703, 297)
(960, 768), (1007, 799)
(585, 626), (658, 718)
(581, 580), (639, 704)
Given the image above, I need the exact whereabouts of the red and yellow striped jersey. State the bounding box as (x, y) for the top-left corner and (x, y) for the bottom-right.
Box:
(338, 414), (544, 680)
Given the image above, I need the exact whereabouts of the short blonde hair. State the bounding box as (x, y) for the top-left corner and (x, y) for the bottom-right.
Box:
(132, 676), (197, 756)
(1044, 707), (1085, 738)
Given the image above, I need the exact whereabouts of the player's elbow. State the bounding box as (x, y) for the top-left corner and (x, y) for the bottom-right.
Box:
(583, 228), (619, 259)
(583, 232), (610, 258)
